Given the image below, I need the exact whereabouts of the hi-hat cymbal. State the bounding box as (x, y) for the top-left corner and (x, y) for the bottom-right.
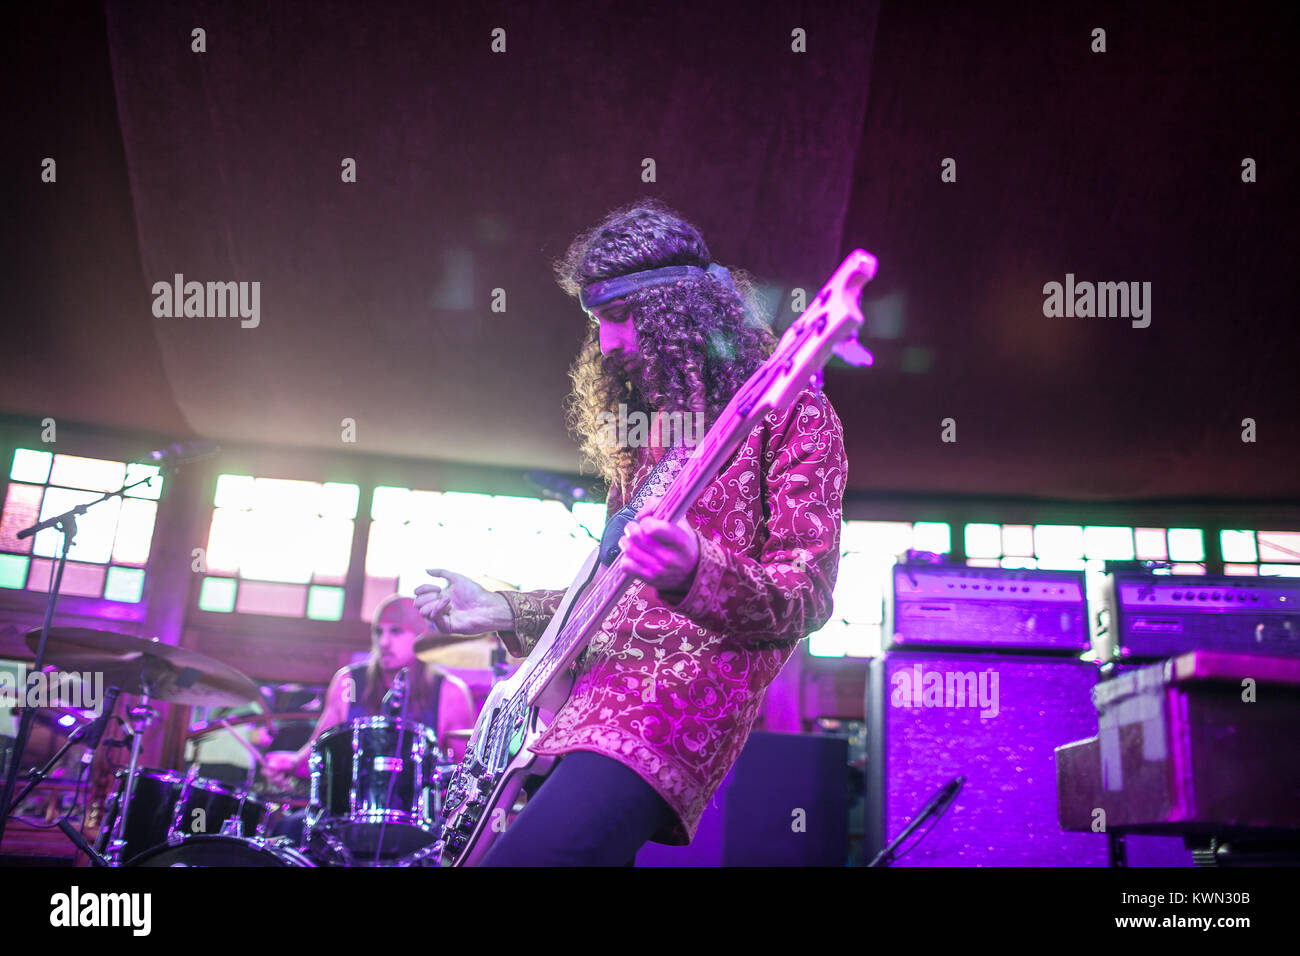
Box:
(25, 627), (262, 708)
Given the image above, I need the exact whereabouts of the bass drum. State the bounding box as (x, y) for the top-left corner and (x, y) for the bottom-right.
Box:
(127, 835), (315, 867)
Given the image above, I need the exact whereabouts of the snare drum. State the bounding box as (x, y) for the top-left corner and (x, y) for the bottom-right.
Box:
(128, 834), (314, 867)
(307, 716), (441, 859)
(98, 768), (272, 864)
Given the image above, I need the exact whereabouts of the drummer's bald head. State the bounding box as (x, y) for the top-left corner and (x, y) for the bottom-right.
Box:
(371, 594), (422, 633)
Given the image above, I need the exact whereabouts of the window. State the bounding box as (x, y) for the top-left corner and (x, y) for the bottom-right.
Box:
(196, 475), (360, 619)
(0, 449), (162, 603)
(362, 487), (606, 621)
(964, 523), (1206, 633)
(807, 521), (1226, 659)
(808, 520), (952, 658)
(963, 523), (1205, 573)
(1221, 529), (1300, 577)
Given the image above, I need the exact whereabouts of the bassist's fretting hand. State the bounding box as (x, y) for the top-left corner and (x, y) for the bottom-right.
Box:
(616, 516), (700, 593)
(414, 568), (514, 635)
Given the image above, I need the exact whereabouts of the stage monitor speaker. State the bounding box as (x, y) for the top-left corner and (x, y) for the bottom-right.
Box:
(636, 731), (848, 866)
(867, 651), (1109, 866)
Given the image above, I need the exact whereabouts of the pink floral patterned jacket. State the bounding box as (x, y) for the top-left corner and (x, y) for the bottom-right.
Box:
(496, 387), (846, 844)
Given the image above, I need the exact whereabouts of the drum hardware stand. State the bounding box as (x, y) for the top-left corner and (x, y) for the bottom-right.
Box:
(105, 684), (162, 866)
(0, 460), (174, 853)
(372, 668), (410, 864)
(163, 763), (203, 846)
(310, 828), (355, 867)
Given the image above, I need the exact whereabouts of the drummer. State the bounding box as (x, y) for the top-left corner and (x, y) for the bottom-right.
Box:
(264, 594), (478, 787)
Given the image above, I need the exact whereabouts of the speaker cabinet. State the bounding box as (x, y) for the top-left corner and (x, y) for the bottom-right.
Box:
(867, 651), (1109, 866)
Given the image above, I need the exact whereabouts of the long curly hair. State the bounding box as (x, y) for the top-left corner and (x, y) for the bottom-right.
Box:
(555, 200), (775, 486)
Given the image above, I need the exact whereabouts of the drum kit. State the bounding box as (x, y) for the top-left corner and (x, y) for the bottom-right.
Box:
(15, 624), (498, 868)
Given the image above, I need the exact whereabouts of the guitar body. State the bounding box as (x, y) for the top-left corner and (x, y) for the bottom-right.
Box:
(438, 550), (594, 866)
(437, 249), (879, 866)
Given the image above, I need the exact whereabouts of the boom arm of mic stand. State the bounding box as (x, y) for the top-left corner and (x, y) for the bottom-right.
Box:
(2, 725), (83, 816)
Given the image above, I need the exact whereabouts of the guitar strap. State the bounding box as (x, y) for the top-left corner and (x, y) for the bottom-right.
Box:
(597, 444), (693, 567)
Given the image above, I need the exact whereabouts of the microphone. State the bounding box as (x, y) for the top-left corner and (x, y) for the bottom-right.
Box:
(930, 775), (964, 809)
(72, 686), (120, 761)
(138, 440), (220, 465)
(525, 470), (590, 508)
(382, 667), (409, 717)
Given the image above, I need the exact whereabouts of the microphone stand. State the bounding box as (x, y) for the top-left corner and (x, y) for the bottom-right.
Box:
(868, 776), (965, 867)
(0, 461), (170, 852)
(374, 667), (410, 864)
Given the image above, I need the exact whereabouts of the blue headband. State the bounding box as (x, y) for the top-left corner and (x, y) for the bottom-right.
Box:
(579, 263), (737, 311)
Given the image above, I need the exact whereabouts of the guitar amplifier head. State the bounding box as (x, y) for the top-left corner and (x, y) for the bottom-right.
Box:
(885, 563), (1090, 654)
(1106, 571), (1300, 662)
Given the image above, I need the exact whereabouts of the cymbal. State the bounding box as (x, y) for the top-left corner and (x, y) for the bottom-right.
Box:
(25, 627), (262, 708)
(416, 633), (506, 668)
(472, 576), (519, 593)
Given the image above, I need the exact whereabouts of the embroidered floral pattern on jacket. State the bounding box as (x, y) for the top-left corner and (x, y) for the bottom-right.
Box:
(494, 387), (845, 844)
